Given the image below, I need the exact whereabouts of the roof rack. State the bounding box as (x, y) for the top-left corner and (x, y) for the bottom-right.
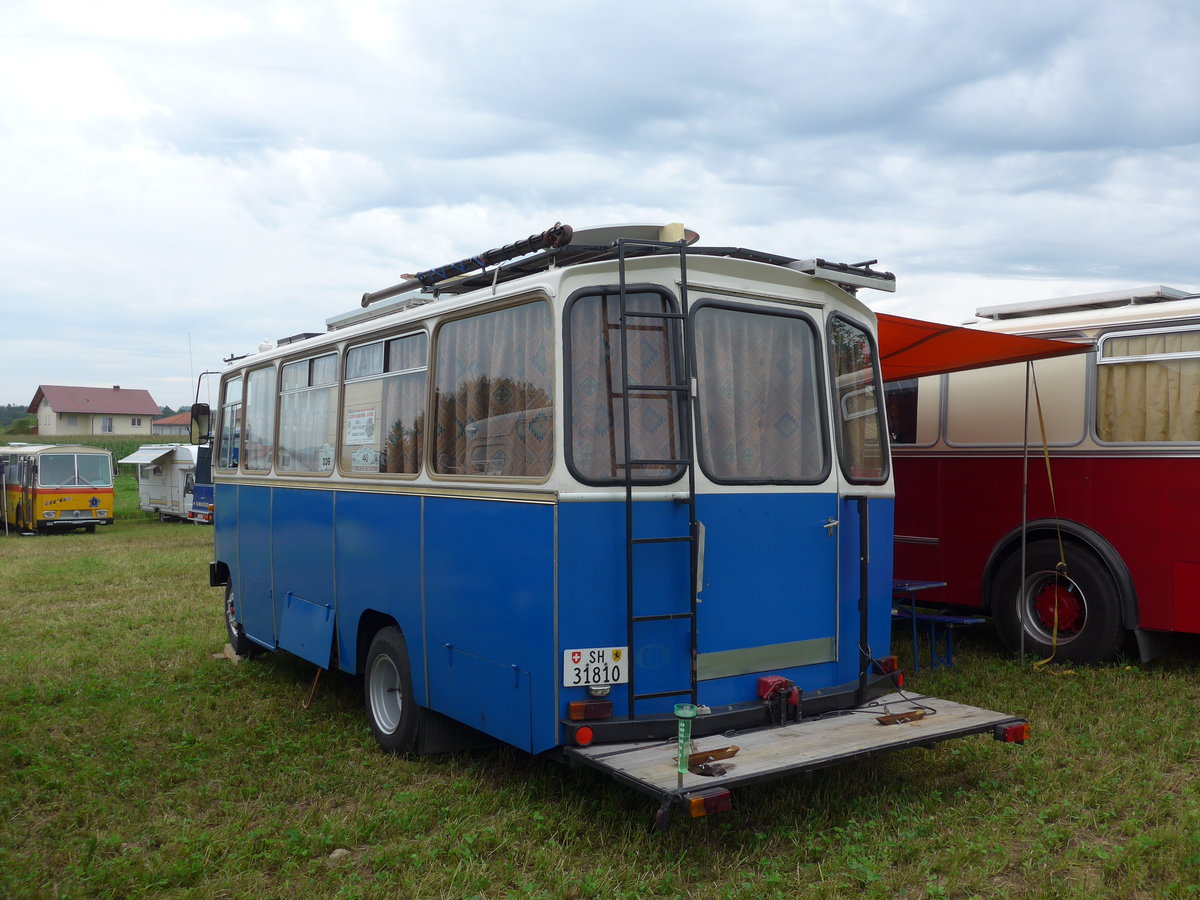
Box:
(788, 258), (896, 293)
(977, 285), (1198, 320)
(335, 223), (895, 331)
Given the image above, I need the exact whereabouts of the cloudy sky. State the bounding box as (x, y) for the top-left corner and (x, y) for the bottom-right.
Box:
(3, 0), (1198, 410)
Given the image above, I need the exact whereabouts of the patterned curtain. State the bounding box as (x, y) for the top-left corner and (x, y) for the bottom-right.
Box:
(694, 306), (824, 481)
(568, 291), (682, 482)
(433, 302), (554, 477)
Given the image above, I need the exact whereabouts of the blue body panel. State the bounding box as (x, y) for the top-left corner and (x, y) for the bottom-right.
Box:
(423, 498), (555, 752)
(332, 491), (425, 701)
(215, 482), (894, 755)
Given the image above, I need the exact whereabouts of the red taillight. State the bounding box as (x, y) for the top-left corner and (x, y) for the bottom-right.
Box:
(568, 700), (613, 721)
(876, 655), (900, 674)
(995, 722), (1031, 743)
(896, 671), (904, 689)
(687, 788), (732, 817)
(757, 675), (792, 699)
(573, 726), (594, 746)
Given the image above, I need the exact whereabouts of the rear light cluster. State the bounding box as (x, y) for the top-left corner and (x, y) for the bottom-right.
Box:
(995, 722), (1032, 743)
(567, 699), (612, 721)
(687, 788), (732, 817)
(874, 654), (904, 688)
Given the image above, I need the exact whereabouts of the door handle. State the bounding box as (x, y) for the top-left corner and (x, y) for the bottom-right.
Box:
(824, 517), (839, 536)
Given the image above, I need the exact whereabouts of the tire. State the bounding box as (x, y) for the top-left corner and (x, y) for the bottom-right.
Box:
(364, 626), (419, 754)
(224, 584), (264, 658)
(991, 538), (1125, 664)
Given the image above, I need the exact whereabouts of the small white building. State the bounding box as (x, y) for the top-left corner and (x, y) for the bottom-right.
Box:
(118, 444), (199, 520)
(152, 411), (192, 436)
(29, 385), (161, 436)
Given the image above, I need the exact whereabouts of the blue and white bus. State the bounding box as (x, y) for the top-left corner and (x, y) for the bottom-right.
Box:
(196, 223), (1027, 822)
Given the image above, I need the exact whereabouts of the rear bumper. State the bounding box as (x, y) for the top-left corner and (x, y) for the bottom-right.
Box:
(563, 672), (897, 746)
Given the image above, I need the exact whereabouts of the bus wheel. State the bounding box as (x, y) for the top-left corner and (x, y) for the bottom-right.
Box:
(365, 626), (418, 754)
(224, 584), (263, 658)
(992, 539), (1124, 664)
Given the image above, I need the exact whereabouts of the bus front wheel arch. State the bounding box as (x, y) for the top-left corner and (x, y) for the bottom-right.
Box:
(990, 538), (1125, 664)
(364, 626), (419, 755)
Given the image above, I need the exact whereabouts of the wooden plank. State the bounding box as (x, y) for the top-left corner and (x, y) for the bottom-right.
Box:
(567, 693), (1022, 795)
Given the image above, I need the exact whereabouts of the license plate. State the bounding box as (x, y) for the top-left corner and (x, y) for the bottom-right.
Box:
(563, 647), (628, 687)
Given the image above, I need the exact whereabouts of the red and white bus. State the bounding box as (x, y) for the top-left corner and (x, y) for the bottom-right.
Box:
(888, 285), (1200, 663)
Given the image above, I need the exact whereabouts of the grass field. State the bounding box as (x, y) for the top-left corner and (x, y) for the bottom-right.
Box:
(4, 509), (1200, 897)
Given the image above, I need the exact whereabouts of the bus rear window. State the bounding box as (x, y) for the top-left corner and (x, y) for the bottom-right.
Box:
(566, 288), (684, 484)
(694, 304), (826, 483)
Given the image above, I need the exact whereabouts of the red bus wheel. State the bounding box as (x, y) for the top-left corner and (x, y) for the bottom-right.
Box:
(991, 539), (1124, 664)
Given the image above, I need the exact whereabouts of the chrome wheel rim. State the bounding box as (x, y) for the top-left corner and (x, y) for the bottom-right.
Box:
(368, 654), (402, 735)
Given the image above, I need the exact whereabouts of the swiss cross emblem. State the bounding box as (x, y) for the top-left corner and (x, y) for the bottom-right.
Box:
(571, 651), (581, 665)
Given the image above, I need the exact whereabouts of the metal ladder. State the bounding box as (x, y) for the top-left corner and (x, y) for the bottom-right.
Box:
(615, 238), (700, 717)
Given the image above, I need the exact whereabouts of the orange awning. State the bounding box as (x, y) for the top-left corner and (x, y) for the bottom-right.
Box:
(876, 312), (1089, 382)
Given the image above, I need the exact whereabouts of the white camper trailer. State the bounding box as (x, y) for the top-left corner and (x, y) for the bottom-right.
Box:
(119, 444), (199, 520)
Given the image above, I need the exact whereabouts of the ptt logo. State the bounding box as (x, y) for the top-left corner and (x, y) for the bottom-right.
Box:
(89, 496), (100, 508)
(47, 496), (72, 505)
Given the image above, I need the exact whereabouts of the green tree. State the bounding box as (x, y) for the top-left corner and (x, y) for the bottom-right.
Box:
(4, 415), (36, 435)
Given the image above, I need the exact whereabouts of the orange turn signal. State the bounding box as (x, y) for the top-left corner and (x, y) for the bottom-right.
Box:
(568, 700), (613, 721)
(687, 788), (732, 817)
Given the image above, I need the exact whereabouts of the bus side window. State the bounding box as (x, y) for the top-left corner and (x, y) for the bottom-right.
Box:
(278, 353), (338, 473)
(884, 379), (919, 445)
(433, 302), (554, 478)
(342, 333), (427, 476)
(217, 376), (243, 470)
(242, 367), (276, 472)
(1097, 329), (1200, 443)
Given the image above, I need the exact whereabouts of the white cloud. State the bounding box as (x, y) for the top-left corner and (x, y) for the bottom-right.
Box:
(1, 0), (1199, 408)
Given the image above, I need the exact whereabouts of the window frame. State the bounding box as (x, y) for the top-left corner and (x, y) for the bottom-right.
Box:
(562, 283), (686, 487)
(339, 329), (430, 479)
(826, 312), (890, 485)
(429, 297), (555, 483)
(214, 374), (244, 472)
(1094, 323), (1200, 446)
(276, 351), (339, 476)
(691, 298), (831, 486)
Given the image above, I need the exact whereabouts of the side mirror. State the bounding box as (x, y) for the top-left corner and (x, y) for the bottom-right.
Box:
(190, 403), (212, 445)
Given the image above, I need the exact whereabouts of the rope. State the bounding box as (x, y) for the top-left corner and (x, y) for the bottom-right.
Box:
(1029, 367), (1071, 674)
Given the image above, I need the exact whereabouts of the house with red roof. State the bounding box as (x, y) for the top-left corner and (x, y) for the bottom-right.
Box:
(29, 385), (162, 436)
(152, 411), (192, 436)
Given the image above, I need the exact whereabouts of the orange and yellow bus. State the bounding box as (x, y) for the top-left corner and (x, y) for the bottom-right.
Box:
(0, 444), (115, 534)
